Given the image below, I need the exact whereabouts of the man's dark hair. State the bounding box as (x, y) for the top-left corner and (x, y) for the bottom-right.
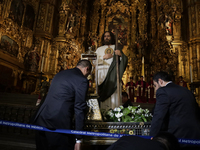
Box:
(153, 71), (172, 83)
(122, 92), (128, 98)
(153, 132), (180, 150)
(76, 60), (92, 71)
(101, 31), (115, 45)
(179, 76), (183, 79)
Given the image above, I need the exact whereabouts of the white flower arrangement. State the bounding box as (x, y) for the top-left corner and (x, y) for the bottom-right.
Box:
(104, 105), (152, 122)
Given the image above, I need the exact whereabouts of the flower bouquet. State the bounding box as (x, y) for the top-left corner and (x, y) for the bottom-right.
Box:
(104, 105), (152, 122)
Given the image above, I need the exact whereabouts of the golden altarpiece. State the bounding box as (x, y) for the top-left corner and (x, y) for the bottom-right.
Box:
(0, 0), (200, 146)
(0, 0), (200, 104)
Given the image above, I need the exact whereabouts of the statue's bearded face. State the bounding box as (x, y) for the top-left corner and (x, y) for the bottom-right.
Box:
(103, 32), (112, 45)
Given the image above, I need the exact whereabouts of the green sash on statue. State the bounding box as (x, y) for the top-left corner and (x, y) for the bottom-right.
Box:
(98, 46), (128, 102)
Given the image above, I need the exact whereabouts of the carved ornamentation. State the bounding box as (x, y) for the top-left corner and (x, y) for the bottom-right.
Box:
(49, 40), (57, 74)
(191, 5), (196, 37)
(58, 2), (70, 35)
(56, 39), (81, 73)
(1, 0), (198, 95)
(149, 28), (178, 76)
(198, 5), (200, 34)
(45, 5), (53, 32)
(36, 4), (46, 30)
(87, 0), (181, 83)
(180, 42), (188, 77)
(192, 44), (198, 81)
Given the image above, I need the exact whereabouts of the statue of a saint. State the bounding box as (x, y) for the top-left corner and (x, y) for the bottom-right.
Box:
(24, 46), (40, 72)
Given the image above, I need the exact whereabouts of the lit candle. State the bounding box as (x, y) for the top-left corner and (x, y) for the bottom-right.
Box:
(41, 56), (44, 72)
(190, 65), (193, 83)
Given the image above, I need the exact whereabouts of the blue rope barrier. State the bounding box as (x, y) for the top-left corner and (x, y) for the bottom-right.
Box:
(0, 120), (200, 145)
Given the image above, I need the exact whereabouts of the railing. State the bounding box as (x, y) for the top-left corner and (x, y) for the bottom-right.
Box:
(0, 104), (37, 137)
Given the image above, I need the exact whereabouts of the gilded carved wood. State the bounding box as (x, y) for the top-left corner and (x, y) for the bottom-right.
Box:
(0, 0), (200, 98)
(87, 0), (181, 85)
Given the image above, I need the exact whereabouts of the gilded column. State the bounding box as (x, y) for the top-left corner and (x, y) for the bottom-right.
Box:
(36, 4), (46, 32)
(129, 3), (137, 78)
(42, 39), (49, 73)
(35, 0), (56, 74)
(192, 44), (198, 81)
(180, 42), (189, 80)
(170, 3), (182, 78)
(188, 1), (199, 82)
(150, 0), (156, 39)
(49, 40), (57, 74)
(130, 3), (137, 43)
(98, 3), (106, 45)
(196, 3), (200, 80)
(138, 0), (148, 36)
(172, 1), (182, 41)
(91, 1), (100, 35)
(80, 10), (87, 37)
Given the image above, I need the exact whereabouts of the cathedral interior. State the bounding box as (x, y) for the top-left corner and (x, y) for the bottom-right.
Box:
(0, 0), (200, 149)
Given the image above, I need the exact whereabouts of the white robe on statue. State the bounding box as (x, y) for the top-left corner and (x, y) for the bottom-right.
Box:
(96, 45), (119, 110)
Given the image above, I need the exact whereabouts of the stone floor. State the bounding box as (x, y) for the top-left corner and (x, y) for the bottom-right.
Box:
(0, 133), (35, 150)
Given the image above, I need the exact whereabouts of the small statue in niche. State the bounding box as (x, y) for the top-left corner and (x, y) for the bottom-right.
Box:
(65, 14), (75, 33)
(158, 12), (173, 35)
(165, 14), (173, 35)
(24, 46), (40, 72)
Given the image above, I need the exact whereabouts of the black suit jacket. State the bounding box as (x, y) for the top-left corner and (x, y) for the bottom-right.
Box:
(106, 136), (166, 150)
(123, 100), (133, 108)
(33, 68), (89, 139)
(150, 83), (200, 139)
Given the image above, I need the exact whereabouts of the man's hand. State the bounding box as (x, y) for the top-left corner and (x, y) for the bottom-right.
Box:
(115, 50), (122, 56)
(103, 54), (113, 60)
(74, 143), (81, 150)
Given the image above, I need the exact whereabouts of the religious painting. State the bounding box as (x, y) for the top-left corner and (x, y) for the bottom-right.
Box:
(108, 16), (128, 45)
(9, 0), (24, 27)
(0, 35), (19, 57)
(23, 5), (35, 30)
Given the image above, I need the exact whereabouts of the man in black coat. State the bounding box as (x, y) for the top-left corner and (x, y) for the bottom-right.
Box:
(150, 71), (200, 148)
(106, 132), (180, 150)
(33, 60), (92, 150)
(122, 92), (133, 108)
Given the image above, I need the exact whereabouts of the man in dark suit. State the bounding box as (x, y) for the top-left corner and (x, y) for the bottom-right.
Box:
(122, 92), (133, 108)
(150, 71), (200, 148)
(33, 60), (92, 150)
(106, 132), (180, 150)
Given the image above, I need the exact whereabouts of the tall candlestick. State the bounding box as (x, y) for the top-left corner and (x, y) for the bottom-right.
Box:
(142, 56), (145, 79)
(41, 56), (44, 72)
(190, 65), (193, 83)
